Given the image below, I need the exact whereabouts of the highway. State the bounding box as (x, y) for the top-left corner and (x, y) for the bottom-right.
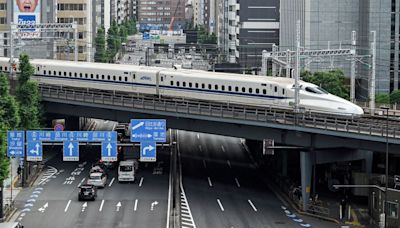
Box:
(177, 130), (338, 228)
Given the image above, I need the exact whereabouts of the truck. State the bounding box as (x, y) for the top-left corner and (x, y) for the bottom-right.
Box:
(118, 160), (139, 183)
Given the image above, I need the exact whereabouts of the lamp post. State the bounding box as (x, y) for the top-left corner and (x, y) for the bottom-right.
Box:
(380, 105), (389, 228)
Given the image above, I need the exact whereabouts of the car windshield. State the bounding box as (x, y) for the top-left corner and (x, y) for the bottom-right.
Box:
(120, 166), (133, 172)
(90, 175), (101, 180)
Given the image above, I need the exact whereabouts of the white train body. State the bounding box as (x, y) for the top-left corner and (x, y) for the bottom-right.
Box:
(0, 57), (363, 116)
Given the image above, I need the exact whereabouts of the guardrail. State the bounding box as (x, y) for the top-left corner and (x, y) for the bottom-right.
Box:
(38, 85), (400, 140)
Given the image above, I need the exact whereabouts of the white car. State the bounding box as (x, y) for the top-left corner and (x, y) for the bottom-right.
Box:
(87, 172), (107, 188)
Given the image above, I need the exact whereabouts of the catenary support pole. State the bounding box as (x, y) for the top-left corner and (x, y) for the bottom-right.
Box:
(350, 31), (356, 102)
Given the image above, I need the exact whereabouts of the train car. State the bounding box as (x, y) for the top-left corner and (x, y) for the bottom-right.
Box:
(0, 57), (363, 116)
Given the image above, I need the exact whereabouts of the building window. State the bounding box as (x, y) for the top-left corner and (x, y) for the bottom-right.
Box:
(386, 202), (398, 218)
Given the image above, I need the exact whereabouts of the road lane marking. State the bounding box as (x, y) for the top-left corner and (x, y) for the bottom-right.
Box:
(139, 177), (144, 187)
(217, 199), (224, 211)
(207, 177), (213, 187)
(64, 200), (71, 212)
(109, 177), (115, 187)
(203, 160), (207, 169)
(77, 178), (86, 187)
(235, 178), (241, 187)
(99, 200), (105, 212)
(227, 160), (231, 168)
(197, 133), (200, 139)
(134, 199), (138, 211)
(81, 202), (87, 212)
(116, 202), (122, 212)
(221, 145), (225, 153)
(198, 145), (202, 152)
(248, 199), (257, 212)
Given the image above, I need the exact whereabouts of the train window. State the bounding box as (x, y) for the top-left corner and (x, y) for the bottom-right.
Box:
(221, 85), (225, 91)
(37, 67), (39, 72)
(91, 74), (94, 79)
(235, 86), (239, 92)
(96, 74), (99, 79)
(242, 87), (245, 93)
(228, 86), (232, 91)
(256, 88), (259, 94)
(64, 72), (66, 76)
(177, 81), (180, 86)
(125, 77), (128, 82)
(43, 70), (46, 75)
(202, 83), (205, 89)
(208, 84), (211, 89)
(69, 72), (72, 77)
(282, 89), (285, 95)
(188, 82), (192, 88)
(263, 89), (267, 95)
(133, 74), (136, 79)
(170, 81), (174, 86)
(161, 77), (164, 82)
(79, 73), (82, 78)
(249, 88), (253, 93)
(119, 76), (122, 81)
(59, 71), (61, 76)
(215, 85), (218, 90)
(113, 76), (116, 81)
(53, 71), (56, 75)
(4, 66), (7, 71)
(107, 75), (110, 80)
(74, 72), (77, 77)
(274, 86), (277, 92)
(261, 83), (267, 86)
(102, 75), (105, 80)
(195, 83), (198, 88)
(183, 82), (186, 87)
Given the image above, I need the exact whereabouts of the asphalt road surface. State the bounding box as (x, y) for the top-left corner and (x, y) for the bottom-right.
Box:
(178, 130), (339, 228)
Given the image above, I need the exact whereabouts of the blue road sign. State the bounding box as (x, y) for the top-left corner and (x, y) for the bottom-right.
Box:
(101, 142), (117, 162)
(130, 119), (166, 142)
(27, 131), (117, 142)
(140, 142), (156, 162)
(7, 131), (25, 157)
(63, 141), (79, 161)
(27, 141), (42, 161)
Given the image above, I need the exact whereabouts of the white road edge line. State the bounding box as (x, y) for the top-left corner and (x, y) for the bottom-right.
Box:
(99, 200), (105, 212)
(139, 177), (144, 187)
(248, 199), (257, 212)
(166, 129), (173, 228)
(207, 177), (213, 187)
(217, 199), (225, 211)
(64, 200), (71, 212)
(227, 160), (231, 168)
(235, 178), (241, 188)
(134, 199), (138, 211)
(109, 177), (115, 187)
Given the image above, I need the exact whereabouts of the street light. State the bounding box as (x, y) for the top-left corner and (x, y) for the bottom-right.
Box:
(380, 105), (389, 228)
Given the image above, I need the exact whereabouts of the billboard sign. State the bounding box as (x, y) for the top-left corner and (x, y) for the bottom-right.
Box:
(14, 0), (41, 38)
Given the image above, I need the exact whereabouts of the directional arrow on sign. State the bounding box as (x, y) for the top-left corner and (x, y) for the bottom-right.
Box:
(107, 143), (112, 157)
(68, 143), (74, 156)
(30, 143), (40, 155)
(116, 202), (121, 212)
(131, 122), (144, 131)
(143, 145), (155, 156)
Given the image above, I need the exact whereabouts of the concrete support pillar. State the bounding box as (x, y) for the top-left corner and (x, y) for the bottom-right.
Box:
(301, 151), (312, 210)
(281, 150), (288, 176)
(362, 150), (373, 178)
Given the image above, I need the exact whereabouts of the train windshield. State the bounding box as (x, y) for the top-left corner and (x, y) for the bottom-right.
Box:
(305, 86), (329, 94)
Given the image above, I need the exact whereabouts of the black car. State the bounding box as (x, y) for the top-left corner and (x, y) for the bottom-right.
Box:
(78, 184), (97, 201)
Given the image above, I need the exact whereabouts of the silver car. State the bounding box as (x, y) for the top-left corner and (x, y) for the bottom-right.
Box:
(87, 172), (107, 188)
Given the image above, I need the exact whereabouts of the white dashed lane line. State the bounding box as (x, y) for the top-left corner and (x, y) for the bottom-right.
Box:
(235, 178), (241, 188)
(202, 160), (207, 169)
(99, 200), (105, 212)
(217, 199), (224, 211)
(108, 177), (115, 187)
(134, 199), (138, 211)
(221, 145), (225, 153)
(139, 177), (144, 187)
(207, 177), (213, 187)
(227, 160), (231, 168)
(248, 200), (257, 212)
(64, 200), (71, 212)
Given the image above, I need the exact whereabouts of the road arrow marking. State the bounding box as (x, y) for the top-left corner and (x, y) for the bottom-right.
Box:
(151, 201), (159, 211)
(68, 143), (74, 156)
(132, 122), (144, 131)
(116, 202), (122, 212)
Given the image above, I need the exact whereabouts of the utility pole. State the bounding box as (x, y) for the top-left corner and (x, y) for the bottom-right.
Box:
(9, 24), (15, 77)
(261, 50), (267, 76)
(294, 20), (301, 112)
(271, 44), (277, 76)
(73, 22), (78, 62)
(286, 49), (291, 78)
(370, 31), (376, 115)
(350, 31), (356, 102)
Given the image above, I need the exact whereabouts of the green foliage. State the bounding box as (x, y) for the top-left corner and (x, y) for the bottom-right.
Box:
(18, 54), (34, 85)
(126, 19), (137, 35)
(0, 73), (19, 129)
(390, 90), (400, 104)
(301, 69), (350, 100)
(0, 123), (10, 182)
(197, 26), (217, 44)
(375, 93), (390, 104)
(94, 27), (107, 63)
(16, 54), (41, 130)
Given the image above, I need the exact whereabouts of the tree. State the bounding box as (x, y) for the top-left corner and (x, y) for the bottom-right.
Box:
(107, 20), (121, 62)
(301, 69), (350, 100)
(375, 93), (390, 104)
(119, 25), (128, 43)
(16, 54), (41, 130)
(127, 19), (137, 35)
(0, 73), (19, 129)
(94, 27), (107, 63)
(390, 90), (400, 104)
(0, 123), (10, 182)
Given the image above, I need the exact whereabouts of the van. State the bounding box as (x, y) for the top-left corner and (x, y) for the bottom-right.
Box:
(0, 222), (24, 228)
(118, 160), (138, 183)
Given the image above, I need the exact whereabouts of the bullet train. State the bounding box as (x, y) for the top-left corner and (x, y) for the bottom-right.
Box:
(0, 57), (364, 116)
